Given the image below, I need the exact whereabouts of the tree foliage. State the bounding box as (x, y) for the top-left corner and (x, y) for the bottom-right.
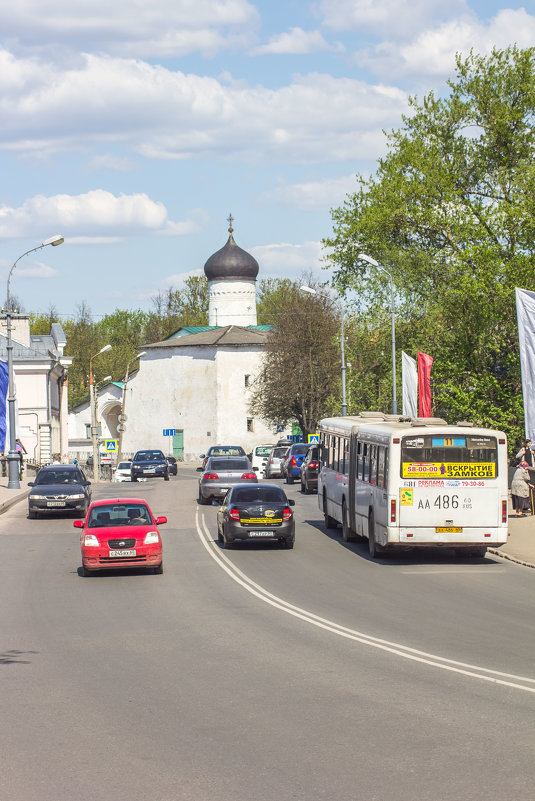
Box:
(249, 279), (341, 438)
(324, 46), (535, 450)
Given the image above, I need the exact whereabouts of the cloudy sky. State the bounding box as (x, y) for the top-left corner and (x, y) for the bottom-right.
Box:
(1, 0), (534, 316)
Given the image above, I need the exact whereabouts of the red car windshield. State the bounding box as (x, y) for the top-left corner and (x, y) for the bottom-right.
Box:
(87, 504), (151, 527)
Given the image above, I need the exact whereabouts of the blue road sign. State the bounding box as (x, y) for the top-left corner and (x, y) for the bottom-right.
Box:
(105, 439), (118, 452)
(308, 435), (319, 443)
(163, 428), (177, 437)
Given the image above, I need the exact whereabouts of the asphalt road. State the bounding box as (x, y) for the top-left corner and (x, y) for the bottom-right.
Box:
(1, 468), (533, 801)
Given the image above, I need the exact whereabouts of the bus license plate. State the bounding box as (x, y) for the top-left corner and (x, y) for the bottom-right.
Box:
(109, 549), (136, 557)
(436, 527), (462, 533)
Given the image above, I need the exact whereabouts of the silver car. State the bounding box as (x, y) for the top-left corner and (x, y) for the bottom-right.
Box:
(198, 456), (257, 505)
(264, 446), (290, 478)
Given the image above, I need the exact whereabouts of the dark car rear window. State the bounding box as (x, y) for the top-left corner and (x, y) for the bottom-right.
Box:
(35, 470), (84, 485)
(208, 458), (250, 470)
(232, 486), (286, 503)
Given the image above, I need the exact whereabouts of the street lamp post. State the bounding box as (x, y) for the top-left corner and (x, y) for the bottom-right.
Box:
(359, 253), (397, 414)
(117, 351), (146, 464)
(4, 235), (64, 489)
(300, 285), (347, 417)
(89, 345), (112, 482)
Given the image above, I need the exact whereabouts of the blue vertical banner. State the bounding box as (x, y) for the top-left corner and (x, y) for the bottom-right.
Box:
(0, 360), (8, 452)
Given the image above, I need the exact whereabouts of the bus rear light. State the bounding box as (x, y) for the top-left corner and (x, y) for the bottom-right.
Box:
(484, 533), (491, 537)
(229, 508), (240, 521)
(499, 438), (505, 444)
(393, 438), (400, 443)
(502, 500), (507, 523)
(390, 499), (396, 523)
(406, 532), (413, 537)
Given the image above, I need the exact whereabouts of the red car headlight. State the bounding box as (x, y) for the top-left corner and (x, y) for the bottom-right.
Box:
(144, 531), (160, 545)
(84, 534), (99, 547)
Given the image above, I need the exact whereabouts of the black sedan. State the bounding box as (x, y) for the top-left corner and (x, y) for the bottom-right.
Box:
(28, 464), (92, 519)
(131, 449), (169, 481)
(216, 484), (295, 549)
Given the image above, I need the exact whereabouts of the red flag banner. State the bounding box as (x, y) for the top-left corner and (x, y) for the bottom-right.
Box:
(418, 352), (433, 417)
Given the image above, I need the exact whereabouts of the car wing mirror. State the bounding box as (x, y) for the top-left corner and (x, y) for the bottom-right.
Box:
(196, 466), (203, 472)
(73, 520), (84, 528)
(199, 454), (205, 459)
(28, 482), (34, 487)
(288, 499), (295, 506)
(253, 466), (258, 471)
(155, 516), (167, 525)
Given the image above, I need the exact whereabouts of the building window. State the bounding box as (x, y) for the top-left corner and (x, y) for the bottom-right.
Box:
(247, 418), (254, 432)
(85, 424), (91, 439)
(244, 374), (251, 387)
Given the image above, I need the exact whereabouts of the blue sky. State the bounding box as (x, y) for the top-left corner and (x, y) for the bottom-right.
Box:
(1, 0), (534, 318)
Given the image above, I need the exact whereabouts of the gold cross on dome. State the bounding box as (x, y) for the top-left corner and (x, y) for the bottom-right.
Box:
(227, 213), (234, 233)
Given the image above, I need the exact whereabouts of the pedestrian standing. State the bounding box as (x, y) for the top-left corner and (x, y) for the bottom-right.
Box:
(511, 461), (533, 516)
(15, 438), (27, 478)
(516, 439), (534, 466)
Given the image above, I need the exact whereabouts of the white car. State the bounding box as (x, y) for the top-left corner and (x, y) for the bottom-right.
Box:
(251, 444), (276, 477)
(113, 460), (132, 482)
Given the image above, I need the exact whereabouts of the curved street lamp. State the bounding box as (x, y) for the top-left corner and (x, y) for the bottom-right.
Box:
(4, 235), (64, 489)
(89, 345), (112, 482)
(300, 285), (347, 417)
(359, 253), (397, 414)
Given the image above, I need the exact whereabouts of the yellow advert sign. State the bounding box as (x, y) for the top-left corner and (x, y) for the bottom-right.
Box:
(400, 489), (413, 505)
(242, 517), (282, 524)
(402, 462), (495, 479)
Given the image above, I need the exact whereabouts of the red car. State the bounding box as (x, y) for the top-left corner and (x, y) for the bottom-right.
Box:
(75, 498), (166, 576)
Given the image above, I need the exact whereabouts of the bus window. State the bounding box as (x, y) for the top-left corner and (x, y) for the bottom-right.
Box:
(343, 437), (350, 476)
(369, 445), (377, 485)
(377, 446), (385, 488)
(363, 443), (369, 482)
(357, 441), (363, 479)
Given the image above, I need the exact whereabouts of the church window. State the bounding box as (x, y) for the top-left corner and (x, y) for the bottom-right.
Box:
(244, 374), (251, 387)
(247, 418), (254, 432)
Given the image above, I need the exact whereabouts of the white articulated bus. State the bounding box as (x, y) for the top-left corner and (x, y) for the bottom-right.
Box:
(318, 414), (509, 558)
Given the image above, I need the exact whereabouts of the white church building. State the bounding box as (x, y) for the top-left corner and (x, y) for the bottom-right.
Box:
(70, 222), (285, 462)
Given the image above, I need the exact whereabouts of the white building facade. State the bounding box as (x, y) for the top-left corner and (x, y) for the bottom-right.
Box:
(69, 222), (287, 462)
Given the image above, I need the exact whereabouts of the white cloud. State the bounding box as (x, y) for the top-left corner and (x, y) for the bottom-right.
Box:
(250, 27), (338, 56)
(263, 174), (360, 209)
(319, 0), (468, 38)
(87, 154), (138, 172)
(5, 0), (259, 59)
(356, 8), (535, 81)
(0, 51), (409, 165)
(0, 190), (197, 240)
(250, 240), (325, 279)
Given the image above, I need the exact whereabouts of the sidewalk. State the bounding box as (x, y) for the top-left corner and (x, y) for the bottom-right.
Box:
(0, 475), (532, 567)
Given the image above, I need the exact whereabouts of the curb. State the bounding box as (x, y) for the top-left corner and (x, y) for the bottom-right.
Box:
(488, 547), (535, 569)
(0, 490), (29, 515)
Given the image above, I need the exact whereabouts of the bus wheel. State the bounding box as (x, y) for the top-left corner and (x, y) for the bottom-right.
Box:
(368, 512), (386, 558)
(323, 496), (337, 530)
(342, 501), (353, 542)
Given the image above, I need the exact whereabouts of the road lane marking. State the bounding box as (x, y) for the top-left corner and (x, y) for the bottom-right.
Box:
(196, 510), (535, 694)
(401, 570), (506, 575)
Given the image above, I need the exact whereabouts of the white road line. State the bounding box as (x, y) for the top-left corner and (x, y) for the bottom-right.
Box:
(196, 510), (535, 694)
(401, 570), (506, 575)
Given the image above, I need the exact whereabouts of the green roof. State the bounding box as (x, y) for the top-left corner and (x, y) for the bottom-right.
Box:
(165, 325), (271, 340)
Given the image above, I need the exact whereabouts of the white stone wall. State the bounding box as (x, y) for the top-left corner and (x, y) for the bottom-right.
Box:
(119, 344), (278, 461)
(208, 279), (257, 327)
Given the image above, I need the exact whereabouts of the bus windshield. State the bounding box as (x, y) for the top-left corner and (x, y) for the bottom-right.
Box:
(401, 434), (498, 479)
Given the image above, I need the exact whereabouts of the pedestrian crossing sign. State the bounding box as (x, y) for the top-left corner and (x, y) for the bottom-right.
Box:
(308, 435), (319, 443)
(105, 439), (118, 452)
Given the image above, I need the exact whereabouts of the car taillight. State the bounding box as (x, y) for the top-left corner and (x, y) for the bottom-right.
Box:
(309, 462), (319, 469)
(204, 472), (219, 480)
(502, 500), (507, 523)
(283, 508), (292, 521)
(241, 472), (256, 479)
(229, 508), (240, 521)
(390, 499), (396, 523)
(291, 456), (297, 465)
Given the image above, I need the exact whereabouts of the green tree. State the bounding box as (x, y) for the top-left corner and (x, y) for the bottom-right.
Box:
(249, 279), (341, 438)
(325, 46), (535, 449)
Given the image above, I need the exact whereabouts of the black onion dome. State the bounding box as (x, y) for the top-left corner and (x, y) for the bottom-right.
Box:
(204, 232), (259, 281)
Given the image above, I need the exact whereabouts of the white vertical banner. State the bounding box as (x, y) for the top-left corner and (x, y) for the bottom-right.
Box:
(516, 287), (535, 441)
(402, 351), (418, 417)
